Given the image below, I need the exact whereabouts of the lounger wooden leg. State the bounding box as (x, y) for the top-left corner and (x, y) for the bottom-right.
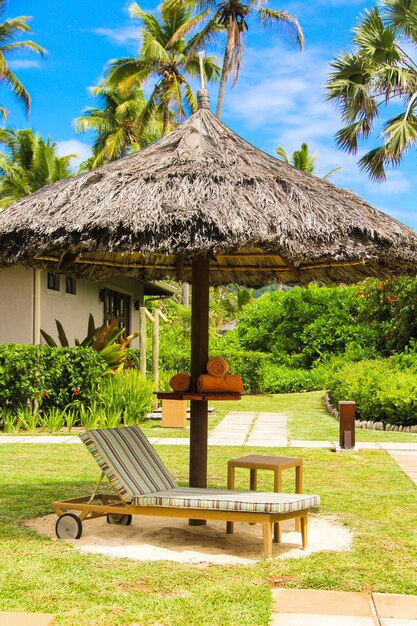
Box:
(226, 521), (234, 534)
(300, 514), (307, 549)
(273, 521), (281, 544)
(262, 521), (273, 558)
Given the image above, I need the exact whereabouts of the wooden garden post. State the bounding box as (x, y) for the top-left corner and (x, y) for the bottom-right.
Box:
(139, 305), (147, 376)
(152, 302), (160, 390)
(189, 255), (209, 524)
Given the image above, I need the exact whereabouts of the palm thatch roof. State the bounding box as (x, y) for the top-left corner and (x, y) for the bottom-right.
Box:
(0, 95), (416, 286)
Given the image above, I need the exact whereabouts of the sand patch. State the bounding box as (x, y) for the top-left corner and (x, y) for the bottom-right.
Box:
(24, 513), (352, 565)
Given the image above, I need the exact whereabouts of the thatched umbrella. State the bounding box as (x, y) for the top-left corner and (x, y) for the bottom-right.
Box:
(1, 89), (417, 493)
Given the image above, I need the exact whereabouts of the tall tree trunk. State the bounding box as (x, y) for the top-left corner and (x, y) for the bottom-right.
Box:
(181, 282), (190, 307)
(162, 99), (170, 136)
(216, 21), (234, 119)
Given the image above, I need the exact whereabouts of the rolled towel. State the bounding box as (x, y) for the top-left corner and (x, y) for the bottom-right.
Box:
(197, 374), (243, 394)
(169, 372), (191, 392)
(206, 356), (230, 377)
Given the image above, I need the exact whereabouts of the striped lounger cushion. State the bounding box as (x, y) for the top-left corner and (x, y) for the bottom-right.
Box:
(134, 488), (320, 514)
(79, 426), (177, 502)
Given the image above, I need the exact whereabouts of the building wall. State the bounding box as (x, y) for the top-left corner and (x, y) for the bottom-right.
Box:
(0, 267), (34, 344)
(40, 274), (144, 349)
(0, 268), (145, 348)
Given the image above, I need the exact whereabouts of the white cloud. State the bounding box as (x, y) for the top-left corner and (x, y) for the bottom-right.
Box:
(56, 140), (91, 168)
(92, 26), (139, 46)
(8, 59), (42, 70)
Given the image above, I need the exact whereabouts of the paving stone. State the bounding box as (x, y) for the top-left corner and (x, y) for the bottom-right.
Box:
(246, 439), (288, 447)
(379, 618), (417, 624)
(272, 589), (373, 616)
(289, 440), (332, 448)
(0, 436), (31, 443)
(270, 615), (375, 625)
(21, 436), (71, 443)
(373, 593), (417, 620)
(356, 442), (380, 449)
(153, 438), (189, 445)
(379, 443), (417, 450)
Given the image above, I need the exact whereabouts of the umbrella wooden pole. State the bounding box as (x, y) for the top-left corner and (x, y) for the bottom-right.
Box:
(189, 256), (209, 525)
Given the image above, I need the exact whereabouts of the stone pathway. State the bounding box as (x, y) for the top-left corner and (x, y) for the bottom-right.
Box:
(386, 450), (417, 487)
(208, 411), (256, 446)
(270, 588), (417, 625)
(208, 411), (288, 446)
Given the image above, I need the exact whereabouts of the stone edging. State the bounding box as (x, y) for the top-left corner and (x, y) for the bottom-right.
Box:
(324, 391), (417, 433)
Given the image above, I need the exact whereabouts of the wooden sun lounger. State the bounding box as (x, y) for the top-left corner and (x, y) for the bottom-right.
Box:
(52, 426), (320, 558)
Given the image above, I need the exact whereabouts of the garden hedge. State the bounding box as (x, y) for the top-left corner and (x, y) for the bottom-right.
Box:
(0, 344), (107, 413)
(326, 356), (417, 426)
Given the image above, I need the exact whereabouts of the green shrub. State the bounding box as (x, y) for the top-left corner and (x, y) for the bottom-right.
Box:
(355, 276), (417, 355)
(213, 348), (269, 394)
(235, 284), (371, 367)
(0, 345), (107, 417)
(264, 364), (325, 393)
(326, 358), (417, 426)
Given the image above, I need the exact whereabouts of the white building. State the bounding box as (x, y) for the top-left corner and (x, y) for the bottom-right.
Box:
(0, 267), (175, 348)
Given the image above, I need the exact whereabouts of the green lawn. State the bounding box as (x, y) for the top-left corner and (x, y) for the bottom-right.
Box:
(3, 390), (417, 444)
(1, 438), (417, 624)
(140, 391), (417, 443)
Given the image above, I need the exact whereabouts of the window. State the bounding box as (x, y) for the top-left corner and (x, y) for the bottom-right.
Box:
(102, 289), (130, 336)
(65, 276), (77, 295)
(47, 273), (60, 291)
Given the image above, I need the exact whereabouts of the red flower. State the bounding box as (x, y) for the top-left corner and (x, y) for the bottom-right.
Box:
(42, 390), (48, 397)
(386, 297), (392, 304)
(72, 388), (80, 395)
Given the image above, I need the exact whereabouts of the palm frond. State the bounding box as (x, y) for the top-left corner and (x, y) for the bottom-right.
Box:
(354, 6), (400, 65)
(166, 9), (211, 47)
(358, 145), (389, 180)
(1, 40), (46, 56)
(335, 118), (372, 153)
(106, 57), (150, 88)
(1, 67), (30, 114)
(383, 0), (417, 39)
(275, 146), (290, 164)
(257, 8), (304, 49)
(183, 82), (197, 115)
(322, 166), (344, 180)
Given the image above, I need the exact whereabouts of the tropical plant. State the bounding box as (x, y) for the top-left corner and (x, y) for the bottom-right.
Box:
(0, 128), (74, 208)
(275, 142), (343, 179)
(0, 1), (46, 119)
(327, 0), (417, 181)
(75, 82), (163, 168)
(106, 1), (220, 136)
(40, 314), (139, 371)
(178, 0), (303, 118)
(98, 370), (154, 425)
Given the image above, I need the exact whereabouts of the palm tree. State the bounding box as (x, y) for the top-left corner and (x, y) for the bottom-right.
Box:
(0, 128), (74, 208)
(326, 0), (417, 181)
(177, 0), (303, 118)
(275, 142), (343, 179)
(75, 82), (163, 169)
(106, 2), (220, 137)
(0, 1), (46, 118)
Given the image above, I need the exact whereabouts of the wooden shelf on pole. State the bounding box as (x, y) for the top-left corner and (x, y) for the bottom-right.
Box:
(155, 391), (241, 402)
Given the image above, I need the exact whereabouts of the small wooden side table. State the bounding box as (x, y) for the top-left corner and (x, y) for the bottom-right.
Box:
(226, 454), (303, 543)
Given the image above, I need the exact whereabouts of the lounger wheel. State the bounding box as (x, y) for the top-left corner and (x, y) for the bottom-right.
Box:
(106, 513), (132, 526)
(55, 513), (83, 540)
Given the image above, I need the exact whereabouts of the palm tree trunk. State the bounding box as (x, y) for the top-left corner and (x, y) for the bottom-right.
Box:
(216, 21), (234, 119)
(162, 100), (170, 136)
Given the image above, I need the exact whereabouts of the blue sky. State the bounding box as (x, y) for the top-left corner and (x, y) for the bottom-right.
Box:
(3, 0), (417, 230)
